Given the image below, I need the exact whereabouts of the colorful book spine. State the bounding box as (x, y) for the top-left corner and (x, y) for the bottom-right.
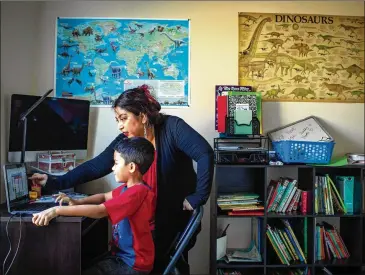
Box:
(292, 189), (302, 211)
(217, 96), (227, 133)
(267, 225), (288, 265)
(327, 175), (347, 213)
(268, 182), (280, 211)
(283, 186), (297, 213)
(336, 176), (354, 213)
(272, 179), (289, 212)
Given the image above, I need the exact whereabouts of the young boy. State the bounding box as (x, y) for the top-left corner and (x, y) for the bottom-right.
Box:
(32, 137), (156, 275)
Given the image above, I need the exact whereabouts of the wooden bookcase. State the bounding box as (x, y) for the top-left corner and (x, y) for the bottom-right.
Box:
(210, 164), (365, 275)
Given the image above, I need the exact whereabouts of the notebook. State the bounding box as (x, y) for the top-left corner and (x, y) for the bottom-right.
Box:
(227, 92), (261, 135)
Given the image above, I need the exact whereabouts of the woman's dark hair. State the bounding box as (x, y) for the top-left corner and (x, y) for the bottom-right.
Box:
(114, 137), (155, 175)
(113, 85), (163, 125)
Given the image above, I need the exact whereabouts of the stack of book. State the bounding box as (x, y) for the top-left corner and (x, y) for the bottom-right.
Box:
(266, 178), (311, 214)
(314, 175), (346, 215)
(315, 222), (350, 261)
(217, 193), (264, 216)
(266, 219), (307, 265)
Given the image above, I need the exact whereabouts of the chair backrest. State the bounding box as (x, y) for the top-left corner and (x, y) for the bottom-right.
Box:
(163, 206), (204, 275)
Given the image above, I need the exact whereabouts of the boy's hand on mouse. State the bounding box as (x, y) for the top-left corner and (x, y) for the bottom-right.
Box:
(32, 206), (59, 226)
(55, 192), (78, 206)
(183, 199), (194, 211)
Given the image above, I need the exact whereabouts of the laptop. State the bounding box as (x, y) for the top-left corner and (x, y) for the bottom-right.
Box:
(3, 163), (57, 214)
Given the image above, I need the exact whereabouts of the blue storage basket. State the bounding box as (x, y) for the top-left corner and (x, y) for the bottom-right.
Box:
(272, 140), (335, 164)
(268, 116), (335, 164)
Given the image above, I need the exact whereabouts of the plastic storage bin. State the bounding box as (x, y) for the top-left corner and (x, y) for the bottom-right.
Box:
(268, 116), (335, 164)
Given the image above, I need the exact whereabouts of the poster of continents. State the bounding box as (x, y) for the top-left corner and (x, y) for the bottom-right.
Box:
(55, 17), (190, 107)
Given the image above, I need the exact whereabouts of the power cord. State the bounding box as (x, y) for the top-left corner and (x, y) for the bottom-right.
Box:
(2, 213), (22, 275)
(2, 214), (15, 275)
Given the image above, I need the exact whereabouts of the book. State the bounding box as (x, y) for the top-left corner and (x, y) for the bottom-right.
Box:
(336, 176), (354, 213)
(215, 85), (252, 130)
(217, 96), (227, 133)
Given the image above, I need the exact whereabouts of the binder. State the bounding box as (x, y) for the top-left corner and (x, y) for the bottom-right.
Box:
(336, 176), (354, 213)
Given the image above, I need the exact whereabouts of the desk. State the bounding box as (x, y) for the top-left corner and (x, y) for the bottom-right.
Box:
(0, 205), (109, 275)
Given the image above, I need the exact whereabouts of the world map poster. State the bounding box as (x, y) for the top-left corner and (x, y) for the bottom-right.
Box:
(55, 17), (190, 107)
(238, 13), (364, 103)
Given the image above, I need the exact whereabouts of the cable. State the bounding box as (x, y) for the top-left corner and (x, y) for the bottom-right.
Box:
(2, 214), (15, 275)
(2, 213), (22, 275)
(5, 213), (22, 275)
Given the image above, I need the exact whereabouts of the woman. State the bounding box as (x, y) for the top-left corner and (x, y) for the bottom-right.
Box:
(31, 85), (214, 274)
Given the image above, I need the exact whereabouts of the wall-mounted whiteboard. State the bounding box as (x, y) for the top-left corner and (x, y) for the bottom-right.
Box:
(268, 117), (332, 142)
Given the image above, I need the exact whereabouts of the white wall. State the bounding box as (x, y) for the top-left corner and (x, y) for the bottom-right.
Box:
(1, 2), (364, 274)
(1, 2), (43, 198)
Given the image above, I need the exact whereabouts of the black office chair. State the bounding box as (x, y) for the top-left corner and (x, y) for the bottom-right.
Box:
(163, 206), (204, 275)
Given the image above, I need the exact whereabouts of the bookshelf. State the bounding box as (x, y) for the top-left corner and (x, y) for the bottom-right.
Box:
(210, 163), (365, 275)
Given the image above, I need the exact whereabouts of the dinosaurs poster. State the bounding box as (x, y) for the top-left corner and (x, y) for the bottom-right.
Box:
(238, 12), (364, 103)
(55, 18), (190, 107)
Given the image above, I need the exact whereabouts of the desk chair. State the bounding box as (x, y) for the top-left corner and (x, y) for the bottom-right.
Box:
(163, 206), (204, 275)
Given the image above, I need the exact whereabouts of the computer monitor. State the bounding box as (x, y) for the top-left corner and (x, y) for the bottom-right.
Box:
(8, 94), (90, 162)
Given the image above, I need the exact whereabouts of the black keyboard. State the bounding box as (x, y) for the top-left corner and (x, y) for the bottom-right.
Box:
(16, 203), (55, 212)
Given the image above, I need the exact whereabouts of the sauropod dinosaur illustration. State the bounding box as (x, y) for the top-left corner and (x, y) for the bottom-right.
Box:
(72, 63), (84, 76)
(161, 32), (185, 49)
(264, 49), (325, 77)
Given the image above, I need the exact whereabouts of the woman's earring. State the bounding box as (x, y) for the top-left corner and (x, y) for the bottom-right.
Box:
(143, 124), (147, 138)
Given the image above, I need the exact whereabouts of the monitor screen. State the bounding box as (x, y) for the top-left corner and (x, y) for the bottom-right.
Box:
(4, 164), (28, 202)
(8, 94), (90, 161)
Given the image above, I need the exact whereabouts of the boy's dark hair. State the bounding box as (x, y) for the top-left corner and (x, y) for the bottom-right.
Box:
(113, 137), (155, 175)
(112, 84), (163, 126)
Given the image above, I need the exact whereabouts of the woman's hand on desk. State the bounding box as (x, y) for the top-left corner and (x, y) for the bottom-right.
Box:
(29, 173), (48, 187)
(55, 192), (79, 206)
(32, 206), (59, 226)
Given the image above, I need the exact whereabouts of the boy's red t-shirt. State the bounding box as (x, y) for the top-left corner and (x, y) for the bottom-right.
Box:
(103, 183), (155, 272)
(142, 150), (157, 230)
